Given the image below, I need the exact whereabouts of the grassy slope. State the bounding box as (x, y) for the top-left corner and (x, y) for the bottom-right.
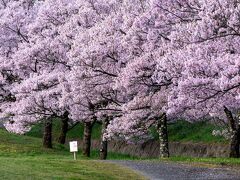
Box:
(26, 119), (102, 140)
(27, 120), (226, 143)
(152, 121), (227, 143)
(0, 129), (144, 179)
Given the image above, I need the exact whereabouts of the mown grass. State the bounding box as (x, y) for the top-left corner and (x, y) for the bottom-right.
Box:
(0, 157), (145, 180)
(0, 129), (144, 179)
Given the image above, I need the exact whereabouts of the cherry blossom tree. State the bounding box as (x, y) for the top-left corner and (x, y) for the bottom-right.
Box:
(106, 0), (201, 158)
(0, 0), (42, 132)
(65, 0), (148, 158)
(63, 0), (119, 157)
(1, 0), (77, 148)
(153, 0), (240, 157)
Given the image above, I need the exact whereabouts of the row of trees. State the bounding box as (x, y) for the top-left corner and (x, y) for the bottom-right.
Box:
(0, 0), (239, 158)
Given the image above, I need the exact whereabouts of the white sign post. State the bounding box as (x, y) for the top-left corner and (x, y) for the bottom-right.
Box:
(69, 141), (78, 160)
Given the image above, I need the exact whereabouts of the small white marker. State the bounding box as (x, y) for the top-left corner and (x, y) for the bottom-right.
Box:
(69, 141), (78, 160)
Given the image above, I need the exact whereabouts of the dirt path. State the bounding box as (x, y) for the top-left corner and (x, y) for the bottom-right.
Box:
(107, 160), (240, 180)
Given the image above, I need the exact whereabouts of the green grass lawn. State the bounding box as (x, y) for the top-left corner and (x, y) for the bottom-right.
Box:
(0, 129), (144, 179)
(0, 157), (145, 180)
(0, 121), (238, 179)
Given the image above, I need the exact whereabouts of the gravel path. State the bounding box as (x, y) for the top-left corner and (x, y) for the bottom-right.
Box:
(107, 160), (240, 180)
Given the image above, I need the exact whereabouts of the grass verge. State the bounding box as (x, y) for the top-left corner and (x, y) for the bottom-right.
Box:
(0, 129), (145, 179)
(154, 156), (240, 169)
(0, 156), (145, 180)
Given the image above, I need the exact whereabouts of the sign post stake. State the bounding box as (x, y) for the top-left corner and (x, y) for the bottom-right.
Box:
(73, 151), (76, 160)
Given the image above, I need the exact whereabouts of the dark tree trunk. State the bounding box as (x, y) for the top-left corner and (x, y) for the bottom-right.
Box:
(58, 112), (69, 144)
(43, 118), (53, 149)
(157, 113), (169, 158)
(100, 117), (110, 160)
(83, 121), (94, 157)
(224, 106), (240, 158)
(229, 129), (240, 158)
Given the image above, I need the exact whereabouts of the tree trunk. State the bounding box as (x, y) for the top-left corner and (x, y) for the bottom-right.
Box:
(83, 121), (94, 157)
(58, 112), (69, 144)
(100, 117), (110, 160)
(43, 118), (53, 149)
(229, 129), (240, 158)
(224, 106), (240, 158)
(157, 113), (169, 158)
